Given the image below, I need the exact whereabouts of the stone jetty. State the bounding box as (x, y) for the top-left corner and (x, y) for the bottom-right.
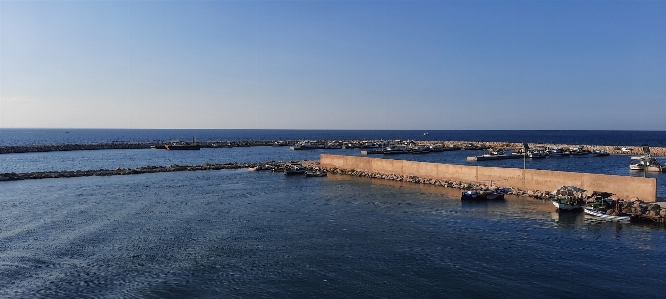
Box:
(0, 161), (302, 181)
(1, 140), (665, 156)
(0, 141), (296, 154)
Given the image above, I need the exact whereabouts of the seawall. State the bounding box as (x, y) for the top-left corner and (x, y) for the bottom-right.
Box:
(320, 154), (657, 202)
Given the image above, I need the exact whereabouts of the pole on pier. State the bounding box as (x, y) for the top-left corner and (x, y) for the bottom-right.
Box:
(522, 142), (528, 170)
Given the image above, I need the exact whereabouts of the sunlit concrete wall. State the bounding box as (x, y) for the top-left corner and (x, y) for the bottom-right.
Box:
(320, 154), (657, 202)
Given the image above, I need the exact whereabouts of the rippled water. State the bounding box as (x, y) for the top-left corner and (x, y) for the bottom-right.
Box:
(1, 171), (665, 298)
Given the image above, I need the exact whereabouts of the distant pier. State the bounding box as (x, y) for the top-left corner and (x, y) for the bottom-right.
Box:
(1, 140), (666, 157)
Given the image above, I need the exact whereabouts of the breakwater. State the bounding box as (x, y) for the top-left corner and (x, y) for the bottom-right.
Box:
(320, 154), (657, 202)
(0, 161), (300, 181)
(0, 141), (295, 154)
(2, 140), (665, 156)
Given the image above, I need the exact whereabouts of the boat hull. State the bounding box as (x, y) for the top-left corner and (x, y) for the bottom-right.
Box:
(552, 201), (582, 211)
(165, 145), (201, 150)
(583, 208), (631, 221)
(461, 190), (507, 200)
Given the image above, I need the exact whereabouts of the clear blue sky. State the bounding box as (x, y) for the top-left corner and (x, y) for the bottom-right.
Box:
(1, 0), (664, 130)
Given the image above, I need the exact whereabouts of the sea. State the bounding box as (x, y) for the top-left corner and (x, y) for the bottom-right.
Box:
(1, 129), (665, 298)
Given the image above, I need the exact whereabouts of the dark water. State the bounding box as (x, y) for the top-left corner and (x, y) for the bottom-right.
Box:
(1, 170), (665, 298)
(1, 129), (666, 147)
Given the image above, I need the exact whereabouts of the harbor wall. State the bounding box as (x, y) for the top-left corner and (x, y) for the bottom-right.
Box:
(320, 154), (657, 202)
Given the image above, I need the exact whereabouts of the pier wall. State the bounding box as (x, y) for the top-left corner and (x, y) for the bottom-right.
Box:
(320, 154), (657, 202)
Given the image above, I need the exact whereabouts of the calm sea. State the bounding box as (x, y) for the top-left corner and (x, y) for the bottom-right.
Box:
(1, 129), (666, 297)
(1, 129), (666, 147)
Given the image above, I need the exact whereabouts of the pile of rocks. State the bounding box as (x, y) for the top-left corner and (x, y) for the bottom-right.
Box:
(0, 161), (288, 181)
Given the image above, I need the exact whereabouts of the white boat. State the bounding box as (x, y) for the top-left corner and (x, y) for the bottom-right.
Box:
(583, 207), (631, 221)
(630, 155), (664, 172)
(528, 149), (546, 159)
(546, 147), (570, 157)
(290, 141), (321, 150)
(325, 142), (342, 149)
(383, 145), (407, 155)
(484, 148), (505, 157)
(592, 148), (610, 157)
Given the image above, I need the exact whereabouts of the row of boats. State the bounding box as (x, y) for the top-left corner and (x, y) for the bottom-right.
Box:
(462, 185), (639, 222)
(472, 145), (664, 172)
(551, 187), (632, 221)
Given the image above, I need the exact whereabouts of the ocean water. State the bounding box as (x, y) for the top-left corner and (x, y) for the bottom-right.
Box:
(0, 170), (665, 298)
(1, 129), (666, 297)
(1, 129), (666, 147)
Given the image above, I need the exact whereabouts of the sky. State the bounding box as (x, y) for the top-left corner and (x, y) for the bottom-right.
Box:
(0, 0), (664, 130)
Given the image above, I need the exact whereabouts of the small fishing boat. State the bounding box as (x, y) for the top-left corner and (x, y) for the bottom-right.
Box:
(304, 171), (327, 177)
(592, 148), (610, 157)
(284, 165), (306, 175)
(546, 147), (570, 157)
(528, 149), (546, 159)
(383, 145), (407, 155)
(461, 188), (509, 200)
(583, 191), (632, 221)
(583, 207), (631, 221)
(165, 138), (201, 150)
(551, 186), (586, 211)
(551, 199), (582, 211)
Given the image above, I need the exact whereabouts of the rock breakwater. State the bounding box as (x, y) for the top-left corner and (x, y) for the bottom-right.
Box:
(2, 140), (665, 156)
(0, 161), (302, 181)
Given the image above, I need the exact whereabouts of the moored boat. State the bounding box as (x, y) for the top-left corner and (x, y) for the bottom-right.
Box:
(528, 149), (546, 159)
(284, 165), (306, 175)
(551, 186), (586, 211)
(383, 145), (407, 155)
(630, 155), (664, 172)
(304, 171), (327, 177)
(551, 199), (582, 211)
(592, 148), (610, 157)
(582, 191), (633, 221)
(461, 188), (509, 200)
(583, 207), (631, 221)
(165, 138), (201, 150)
(546, 147), (570, 157)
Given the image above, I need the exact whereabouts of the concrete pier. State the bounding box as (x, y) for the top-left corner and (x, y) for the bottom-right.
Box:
(320, 154), (657, 202)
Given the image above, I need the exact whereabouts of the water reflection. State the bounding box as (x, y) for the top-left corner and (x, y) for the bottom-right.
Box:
(550, 210), (584, 228)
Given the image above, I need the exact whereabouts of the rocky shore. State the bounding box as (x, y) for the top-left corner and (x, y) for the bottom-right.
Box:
(1, 140), (664, 156)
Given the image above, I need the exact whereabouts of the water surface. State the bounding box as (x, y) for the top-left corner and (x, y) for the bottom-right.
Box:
(1, 171), (664, 298)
